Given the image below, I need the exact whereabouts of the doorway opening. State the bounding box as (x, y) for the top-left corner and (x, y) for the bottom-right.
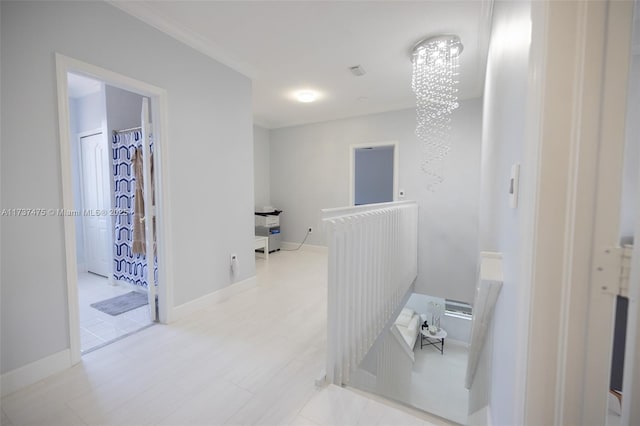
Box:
(350, 141), (399, 206)
(67, 72), (157, 354)
(56, 54), (172, 365)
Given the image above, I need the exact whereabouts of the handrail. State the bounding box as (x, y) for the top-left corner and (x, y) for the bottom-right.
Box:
(465, 251), (503, 390)
(321, 200), (418, 221)
(322, 201), (418, 385)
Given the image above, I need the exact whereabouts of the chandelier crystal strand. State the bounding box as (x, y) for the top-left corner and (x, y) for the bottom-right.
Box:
(412, 36), (461, 190)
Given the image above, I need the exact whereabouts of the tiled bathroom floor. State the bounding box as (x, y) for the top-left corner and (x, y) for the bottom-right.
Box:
(77, 271), (152, 352)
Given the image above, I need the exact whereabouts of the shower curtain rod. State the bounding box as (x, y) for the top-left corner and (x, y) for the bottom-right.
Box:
(113, 126), (142, 134)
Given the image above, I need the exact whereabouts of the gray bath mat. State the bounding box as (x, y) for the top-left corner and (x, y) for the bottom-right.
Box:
(90, 291), (148, 316)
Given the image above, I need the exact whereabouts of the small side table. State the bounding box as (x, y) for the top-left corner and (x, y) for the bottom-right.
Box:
(420, 328), (447, 355)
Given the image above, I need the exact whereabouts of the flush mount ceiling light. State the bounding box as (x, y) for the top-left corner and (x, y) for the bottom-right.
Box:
(410, 34), (463, 190)
(295, 90), (318, 103)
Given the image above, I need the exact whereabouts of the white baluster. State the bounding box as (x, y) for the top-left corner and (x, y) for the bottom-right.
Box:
(354, 217), (360, 367)
(345, 217), (353, 382)
(322, 202), (418, 385)
(326, 220), (337, 384)
(336, 219), (346, 384)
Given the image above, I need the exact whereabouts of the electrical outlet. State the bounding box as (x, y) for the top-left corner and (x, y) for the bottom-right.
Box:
(230, 253), (238, 275)
(308, 227), (313, 234)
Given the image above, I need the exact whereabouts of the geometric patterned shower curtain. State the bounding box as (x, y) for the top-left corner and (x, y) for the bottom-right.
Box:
(112, 130), (157, 289)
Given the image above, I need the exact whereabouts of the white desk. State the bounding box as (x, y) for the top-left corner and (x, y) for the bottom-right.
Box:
(254, 236), (269, 260)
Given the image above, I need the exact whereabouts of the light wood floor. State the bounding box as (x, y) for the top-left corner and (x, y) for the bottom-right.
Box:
(1, 249), (452, 426)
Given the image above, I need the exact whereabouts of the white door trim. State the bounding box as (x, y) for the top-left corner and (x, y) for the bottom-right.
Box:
(55, 53), (175, 365)
(140, 98), (157, 321)
(349, 141), (399, 206)
(622, 4), (640, 420)
(622, 150), (640, 425)
(523, 1), (635, 425)
(580, 2), (634, 423)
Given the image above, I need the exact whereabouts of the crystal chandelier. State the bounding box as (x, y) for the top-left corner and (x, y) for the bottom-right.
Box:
(411, 35), (463, 190)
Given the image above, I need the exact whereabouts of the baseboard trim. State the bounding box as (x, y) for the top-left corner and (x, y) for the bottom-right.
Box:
(468, 405), (492, 426)
(0, 349), (71, 397)
(280, 241), (328, 253)
(170, 276), (257, 322)
(446, 337), (471, 348)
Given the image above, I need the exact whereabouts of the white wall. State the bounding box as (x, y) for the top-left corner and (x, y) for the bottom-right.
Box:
(105, 85), (144, 136)
(269, 100), (482, 303)
(0, 0), (254, 374)
(74, 91), (104, 133)
(253, 125), (271, 208)
(475, 0), (533, 424)
(69, 90), (107, 267)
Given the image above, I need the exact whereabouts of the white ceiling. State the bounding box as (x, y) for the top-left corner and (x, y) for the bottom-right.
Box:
(111, 1), (492, 129)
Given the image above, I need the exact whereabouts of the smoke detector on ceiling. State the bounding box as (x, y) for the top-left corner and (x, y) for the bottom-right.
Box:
(349, 65), (366, 76)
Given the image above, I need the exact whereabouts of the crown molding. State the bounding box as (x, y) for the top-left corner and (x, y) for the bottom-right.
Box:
(107, 1), (255, 79)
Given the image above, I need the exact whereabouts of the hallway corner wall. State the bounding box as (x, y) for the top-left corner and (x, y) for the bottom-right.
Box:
(253, 124), (271, 208)
(476, 0), (534, 423)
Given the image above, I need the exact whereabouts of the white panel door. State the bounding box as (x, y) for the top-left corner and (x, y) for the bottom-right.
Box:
(141, 98), (157, 321)
(80, 132), (111, 277)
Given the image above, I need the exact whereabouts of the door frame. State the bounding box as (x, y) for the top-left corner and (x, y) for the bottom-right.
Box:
(55, 53), (175, 365)
(77, 129), (110, 277)
(580, 2), (635, 422)
(522, 1), (636, 424)
(620, 1), (639, 422)
(622, 136), (640, 424)
(349, 141), (399, 206)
